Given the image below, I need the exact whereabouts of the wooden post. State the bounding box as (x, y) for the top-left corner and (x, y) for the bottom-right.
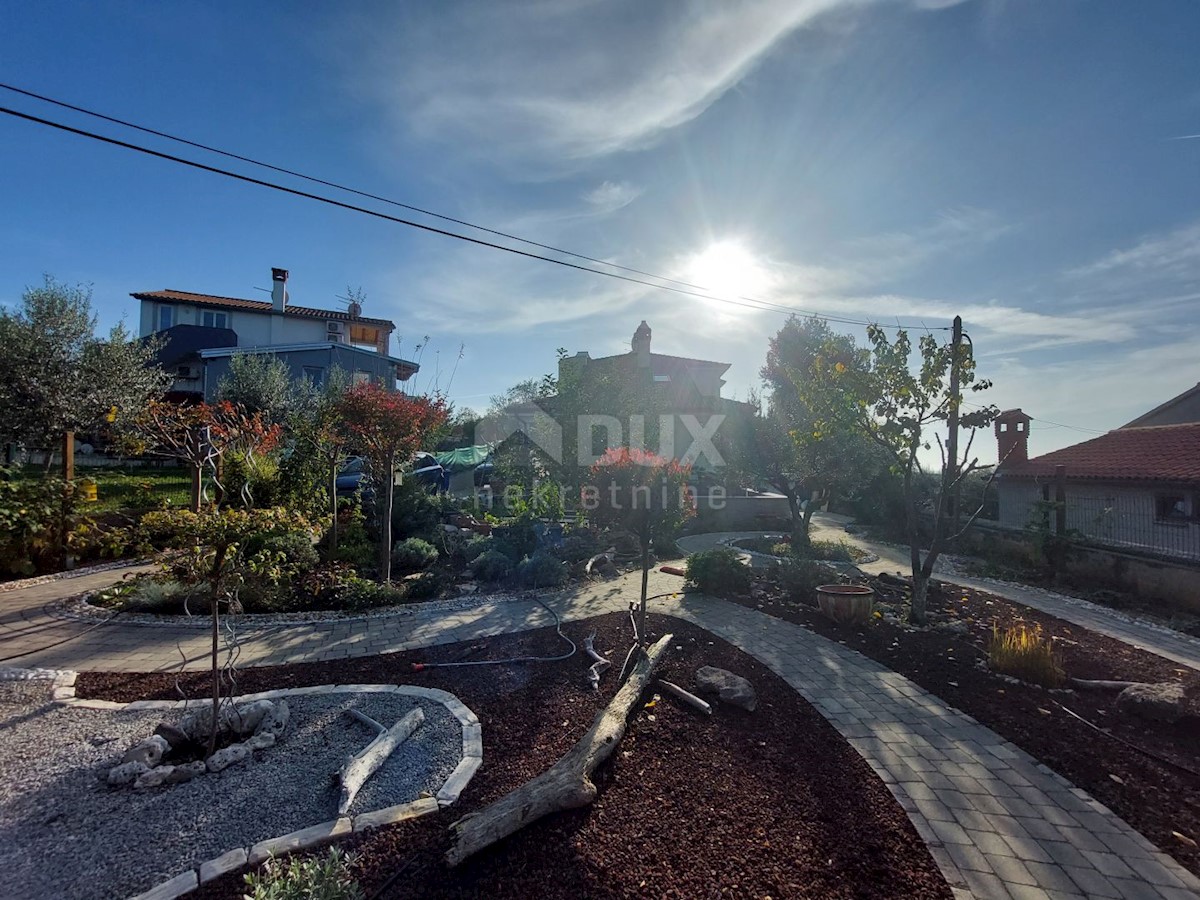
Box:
(62, 430), (75, 482)
(944, 316), (962, 535)
(190, 464), (203, 513)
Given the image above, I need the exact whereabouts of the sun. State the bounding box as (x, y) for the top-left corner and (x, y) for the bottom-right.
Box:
(684, 240), (772, 303)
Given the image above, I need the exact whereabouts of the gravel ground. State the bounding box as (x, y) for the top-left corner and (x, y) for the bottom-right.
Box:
(0, 685), (462, 900)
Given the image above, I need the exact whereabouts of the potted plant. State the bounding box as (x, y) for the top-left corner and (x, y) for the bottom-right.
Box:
(815, 583), (875, 626)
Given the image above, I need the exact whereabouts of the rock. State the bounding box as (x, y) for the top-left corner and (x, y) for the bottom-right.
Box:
(1115, 682), (1186, 724)
(134, 765), (177, 789)
(934, 620), (969, 636)
(179, 705), (228, 742)
(121, 735), (169, 767)
(255, 699), (289, 739)
(206, 742), (250, 773)
(175, 760), (208, 781)
(107, 761), (150, 786)
(694, 666), (758, 712)
(153, 723), (190, 751)
(229, 700), (275, 736)
(244, 731), (276, 752)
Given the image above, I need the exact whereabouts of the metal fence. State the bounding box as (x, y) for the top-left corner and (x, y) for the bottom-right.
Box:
(1056, 492), (1200, 563)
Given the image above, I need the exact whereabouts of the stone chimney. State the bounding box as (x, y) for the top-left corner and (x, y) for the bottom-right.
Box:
(271, 268), (289, 312)
(632, 320), (651, 368)
(994, 408), (1032, 466)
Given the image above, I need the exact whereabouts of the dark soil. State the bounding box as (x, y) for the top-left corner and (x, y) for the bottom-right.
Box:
(730, 574), (1200, 876)
(80, 613), (950, 900)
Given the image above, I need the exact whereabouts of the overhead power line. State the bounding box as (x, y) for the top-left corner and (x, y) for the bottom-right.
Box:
(962, 400), (1105, 436)
(0, 87), (947, 332)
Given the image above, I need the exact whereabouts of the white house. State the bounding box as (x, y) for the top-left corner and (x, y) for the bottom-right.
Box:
(993, 393), (1200, 562)
(134, 268), (419, 399)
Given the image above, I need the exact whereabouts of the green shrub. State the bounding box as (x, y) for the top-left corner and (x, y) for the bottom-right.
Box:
(391, 537), (438, 573)
(220, 449), (282, 509)
(517, 551), (567, 588)
(390, 477), (442, 543)
(124, 578), (192, 614)
(461, 535), (493, 564)
(244, 529), (320, 573)
(334, 575), (407, 612)
(491, 512), (538, 561)
(557, 532), (600, 564)
(988, 623), (1065, 688)
(243, 847), (363, 900)
(774, 559), (835, 602)
(471, 549), (514, 582)
(685, 548), (751, 597)
(0, 468), (74, 575)
(404, 570), (446, 601)
(321, 519), (375, 570)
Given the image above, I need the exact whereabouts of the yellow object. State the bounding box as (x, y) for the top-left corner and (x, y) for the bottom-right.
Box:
(79, 479), (98, 502)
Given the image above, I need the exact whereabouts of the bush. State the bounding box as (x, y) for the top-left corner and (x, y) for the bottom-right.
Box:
(390, 477), (443, 543)
(491, 513), (539, 562)
(244, 529), (321, 573)
(243, 847), (363, 900)
(470, 549), (514, 583)
(404, 570), (446, 601)
(391, 537), (438, 573)
(0, 469), (74, 575)
(774, 559), (836, 602)
(333, 575), (407, 612)
(518, 551), (567, 588)
(220, 449), (282, 509)
(321, 519), (375, 570)
(988, 623), (1065, 688)
(461, 535), (494, 564)
(685, 548), (751, 597)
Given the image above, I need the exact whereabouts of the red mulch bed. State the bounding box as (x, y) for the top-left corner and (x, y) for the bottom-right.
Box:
(728, 573), (1200, 876)
(79, 613), (950, 900)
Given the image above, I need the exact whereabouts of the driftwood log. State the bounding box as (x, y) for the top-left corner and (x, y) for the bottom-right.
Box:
(446, 633), (673, 866)
(583, 633), (611, 691)
(656, 679), (712, 715)
(338, 707), (425, 815)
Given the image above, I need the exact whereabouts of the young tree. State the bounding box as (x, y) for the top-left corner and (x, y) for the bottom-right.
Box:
(128, 400), (281, 511)
(215, 353), (296, 425)
(0, 275), (170, 455)
(799, 325), (996, 624)
(336, 384), (447, 582)
(290, 368), (353, 551)
(756, 318), (882, 543)
(586, 448), (693, 646)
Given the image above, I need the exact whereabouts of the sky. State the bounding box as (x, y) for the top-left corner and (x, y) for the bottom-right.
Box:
(1, 0), (1198, 463)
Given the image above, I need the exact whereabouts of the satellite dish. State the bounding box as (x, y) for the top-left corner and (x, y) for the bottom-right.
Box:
(348, 300), (362, 318)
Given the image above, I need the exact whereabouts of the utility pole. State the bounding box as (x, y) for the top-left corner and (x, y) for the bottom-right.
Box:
(944, 316), (963, 536)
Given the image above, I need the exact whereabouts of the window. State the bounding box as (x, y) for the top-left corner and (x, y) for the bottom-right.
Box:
(157, 305), (174, 331)
(302, 366), (325, 386)
(201, 310), (229, 329)
(999, 422), (1009, 433)
(1155, 493), (1191, 524)
(354, 370), (371, 385)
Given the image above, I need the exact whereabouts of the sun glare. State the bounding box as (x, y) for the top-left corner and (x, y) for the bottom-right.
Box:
(685, 240), (772, 303)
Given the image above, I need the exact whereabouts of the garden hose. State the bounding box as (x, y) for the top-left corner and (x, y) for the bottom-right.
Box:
(409, 597), (576, 670)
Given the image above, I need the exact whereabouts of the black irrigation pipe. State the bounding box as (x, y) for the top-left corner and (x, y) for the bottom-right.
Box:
(1052, 699), (1200, 780)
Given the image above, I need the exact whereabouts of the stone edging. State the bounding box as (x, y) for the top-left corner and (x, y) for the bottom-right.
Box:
(46, 674), (481, 900)
(0, 558), (154, 593)
(721, 536), (880, 568)
(53, 586), (529, 629)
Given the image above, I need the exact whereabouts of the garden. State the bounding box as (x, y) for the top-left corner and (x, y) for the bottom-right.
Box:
(683, 544), (1200, 880)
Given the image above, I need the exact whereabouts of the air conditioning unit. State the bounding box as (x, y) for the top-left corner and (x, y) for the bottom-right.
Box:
(327, 321), (345, 335)
(176, 365), (202, 380)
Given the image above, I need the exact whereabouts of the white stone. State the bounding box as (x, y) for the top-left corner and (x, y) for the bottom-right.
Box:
(134, 765), (178, 789)
(229, 699), (275, 735)
(122, 735), (169, 767)
(206, 742), (250, 773)
(462, 723), (483, 759)
(244, 731), (276, 751)
(107, 761), (150, 786)
(254, 699), (289, 739)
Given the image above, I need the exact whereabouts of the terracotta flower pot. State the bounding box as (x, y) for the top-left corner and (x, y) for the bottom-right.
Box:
(815, 584), (875, 626)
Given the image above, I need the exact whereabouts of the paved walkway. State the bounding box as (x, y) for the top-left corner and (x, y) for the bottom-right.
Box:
(680, 519), (1200, 674)
(2, 565), (1199, 897)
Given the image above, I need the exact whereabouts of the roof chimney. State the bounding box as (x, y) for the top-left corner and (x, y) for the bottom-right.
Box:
(271, 268), (289, 312)
(632, 320), (651, 368)
(994, 408), (1032, 467)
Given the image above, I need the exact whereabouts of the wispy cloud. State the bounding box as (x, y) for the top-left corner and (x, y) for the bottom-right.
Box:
(1067, 220), (1200, 280)
(347, 0), (976, 163)
(583, 180), (642, 214)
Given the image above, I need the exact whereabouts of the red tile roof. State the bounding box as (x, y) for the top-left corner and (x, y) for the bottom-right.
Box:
(131, 290), (395, 328)
(1002, 423), (1200, 486)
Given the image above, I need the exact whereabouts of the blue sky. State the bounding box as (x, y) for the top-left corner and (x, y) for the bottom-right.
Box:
(1, 0), (1198, 462)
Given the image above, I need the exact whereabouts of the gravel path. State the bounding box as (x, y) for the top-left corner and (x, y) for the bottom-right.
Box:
(0, 683), (461, 900)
